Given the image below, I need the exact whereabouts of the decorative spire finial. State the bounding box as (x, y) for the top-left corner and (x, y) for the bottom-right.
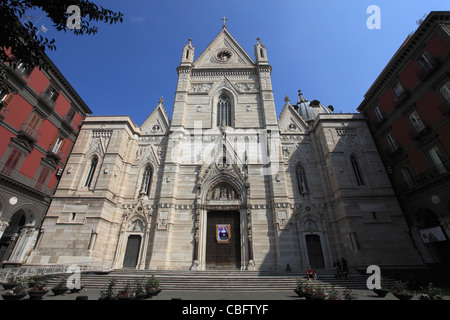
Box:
(158, 96), (164, 106)
(221, 16), (228, 29)
(297, 89), (307, 103)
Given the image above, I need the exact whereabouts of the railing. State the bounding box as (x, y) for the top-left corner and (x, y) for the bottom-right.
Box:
(47, 143), (65, 160)
(416, 57), (440, 81)
(18, 122), (41, 141)
(399, 159), (450, 194)
(39, 92), (57, 108)
(393, 90), (409, 107)
(410, 125), (432, 142)
(0, 261), (115, 282)
(63, 113), (78, 131)
(438, 102), (450, 116)
(0, 106), (9, 119)
(0, 160), (53, 196)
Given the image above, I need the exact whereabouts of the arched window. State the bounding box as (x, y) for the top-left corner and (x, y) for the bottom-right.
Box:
(217, 94), (232, 127)
(84, 156), (98, 188)
(296, 165), (308, 195)
(350, 155), (364, 186)
(139, 166), (152, 197)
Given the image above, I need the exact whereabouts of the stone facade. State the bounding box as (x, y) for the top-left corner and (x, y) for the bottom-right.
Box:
(28, 27), (423, 271)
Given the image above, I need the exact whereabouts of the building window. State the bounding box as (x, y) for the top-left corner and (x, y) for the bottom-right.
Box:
(35, 166), (51, 190)
(349, 232), (360, 251)
(1, 148), (23, 176)
(65, 107), (76, 122)
(374, 106), (385, 122)
(28, 113), (42, 130)
(0, 87), (14, 107)
(296, 165), (308, 195)
(428, 146), (447, 174)
(139, 165), (152, 197)
(350, 155), (364, 186)
(50, 135), (65, 154)
(408, 110), (425, 133)
(385, 131), (399, 152)
(392, 81), (404, 97)
(84, 156), (98, 188)
(400, 166), (415, 189)
(439, 81), (450, 104)
(417, 50), (434, 72)
(16, 62), (33, 78)
(217, 94), (232, 127)
(43, 84), (59, 104)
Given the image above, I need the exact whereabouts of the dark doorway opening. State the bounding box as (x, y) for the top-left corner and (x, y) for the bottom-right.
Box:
(206, 211), (241, 269)
(123, 235), (141, 268)
(306, 234), (325, 268)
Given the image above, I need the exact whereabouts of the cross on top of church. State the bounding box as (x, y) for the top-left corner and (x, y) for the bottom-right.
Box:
(221, 16), (229, 28)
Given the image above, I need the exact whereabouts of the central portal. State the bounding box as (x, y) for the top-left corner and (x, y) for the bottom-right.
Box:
(206, 211), (241, 269)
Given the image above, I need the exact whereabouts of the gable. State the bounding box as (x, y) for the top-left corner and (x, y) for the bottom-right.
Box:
(278, 103), (308, 134)
(194, 29), (255, 69)
(140, 101), (170, 135)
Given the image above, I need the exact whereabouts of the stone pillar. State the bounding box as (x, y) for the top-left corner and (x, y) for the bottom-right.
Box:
(0, 219), (9, 240)
(8, 227), (39, 263)
(190, 206), (201, 270)
(247, 207), (255, 270)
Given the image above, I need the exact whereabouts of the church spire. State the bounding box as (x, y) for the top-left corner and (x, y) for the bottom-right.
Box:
(180, 38), (194, 66)
(254, 37), (269, 65)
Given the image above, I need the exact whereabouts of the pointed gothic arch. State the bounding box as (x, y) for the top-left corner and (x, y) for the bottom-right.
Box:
(137, 164), (154, 198)
(212, 88), (236, 129)
(295, 163), (309, 196)
(350, 154), (364, 186)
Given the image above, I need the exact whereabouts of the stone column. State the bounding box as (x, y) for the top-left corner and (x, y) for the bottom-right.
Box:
(0, 219), (9, 240)
(9, 227), (39, 263)
(190, 206), (201, 270)
(247, 207), (255, 270)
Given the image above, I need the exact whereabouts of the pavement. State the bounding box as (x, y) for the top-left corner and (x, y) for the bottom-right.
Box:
(1, 287), (448, 300)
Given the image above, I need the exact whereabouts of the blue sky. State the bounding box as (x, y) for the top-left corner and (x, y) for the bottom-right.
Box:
(33, 0), (450, 125)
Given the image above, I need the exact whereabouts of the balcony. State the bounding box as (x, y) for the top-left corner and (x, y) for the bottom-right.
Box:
(416, 58), (440, 81)
(0, 106), (9, 119)
(17, 123), (41, 142)
(399, 159), (450, 195)
(46, 143), (65, 160)
(63, 113), (78, 131)
(0, 160), (53, 197)
(393, 90), (409, 107)
(386, 147), (406, 161)
(39, 91), (58, 108)
(438, 102), (450, 117)
(410, 126), (432, 142)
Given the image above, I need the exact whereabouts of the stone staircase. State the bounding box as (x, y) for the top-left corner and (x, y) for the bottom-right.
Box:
(46, 269), (395, 292)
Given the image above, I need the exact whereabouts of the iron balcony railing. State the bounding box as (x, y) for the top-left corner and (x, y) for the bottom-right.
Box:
(47, 143), (65, 160)
(18, 122), (41, 142)
(399, 159), (450, 194)
(0, 160), (53, 196)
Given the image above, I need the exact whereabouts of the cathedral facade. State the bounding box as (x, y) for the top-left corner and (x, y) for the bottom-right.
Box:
(27, 27), (423, 271)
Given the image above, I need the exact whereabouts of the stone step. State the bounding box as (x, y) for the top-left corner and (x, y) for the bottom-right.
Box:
(45, 269), (396, 292)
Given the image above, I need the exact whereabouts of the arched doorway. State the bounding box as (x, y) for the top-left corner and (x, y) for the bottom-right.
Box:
(415, 208), (450, 263)
(0, 210), (26, 262)
(123, 235), (142, 268)
(122, 219), (145, 268)
(196, 180), (248, 270)
(305, 234), (325, 269)
(206, 210), (241, 269)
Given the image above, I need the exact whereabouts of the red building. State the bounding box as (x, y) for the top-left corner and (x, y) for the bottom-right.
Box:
(358, 12), (450, 268)
(0, 53), (91, 265)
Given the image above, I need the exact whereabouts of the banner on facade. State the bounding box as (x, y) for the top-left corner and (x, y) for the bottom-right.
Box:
(216, 224), (231, 244)
(419, 226), (447, 243)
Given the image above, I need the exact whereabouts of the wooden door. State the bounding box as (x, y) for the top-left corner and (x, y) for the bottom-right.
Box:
(206, 211), (241, 269)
